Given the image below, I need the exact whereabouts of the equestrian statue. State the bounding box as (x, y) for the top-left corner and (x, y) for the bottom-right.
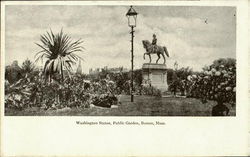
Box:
(142, 34), (170, 64)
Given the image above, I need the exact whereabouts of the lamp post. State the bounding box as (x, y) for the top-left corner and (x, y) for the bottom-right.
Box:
(126, 5), (138, 102)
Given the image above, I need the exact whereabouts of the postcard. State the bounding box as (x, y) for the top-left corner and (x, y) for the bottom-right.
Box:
(1, 0), (249, 156)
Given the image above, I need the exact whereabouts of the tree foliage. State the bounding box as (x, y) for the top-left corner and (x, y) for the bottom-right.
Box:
(5, 61), (23, 84)
(187, 58), (236, 106)
(22, 59), (35, 74)
(35, 29), (84, 81)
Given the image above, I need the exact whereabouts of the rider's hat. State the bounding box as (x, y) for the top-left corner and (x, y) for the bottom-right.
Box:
(153, 34), (156, 37)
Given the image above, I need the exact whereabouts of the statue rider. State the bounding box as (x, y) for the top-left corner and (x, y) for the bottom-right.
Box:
(152, 34), (157, 52)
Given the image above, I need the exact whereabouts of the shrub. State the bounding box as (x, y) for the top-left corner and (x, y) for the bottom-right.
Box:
(4, 73), (119, 110)
(185, 58), (236, 106)
(141, 86), (162, 97)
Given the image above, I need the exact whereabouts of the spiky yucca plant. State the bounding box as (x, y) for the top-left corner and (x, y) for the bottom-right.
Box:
(35, 29), (84, 82)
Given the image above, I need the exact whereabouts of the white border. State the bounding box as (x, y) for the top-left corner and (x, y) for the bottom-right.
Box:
(1, 0), (238, 6)
(1, 1), (249, 156)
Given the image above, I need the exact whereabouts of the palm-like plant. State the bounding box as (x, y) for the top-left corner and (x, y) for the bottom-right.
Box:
(22, 59), (35, 74)
(35, 29), (84, 82)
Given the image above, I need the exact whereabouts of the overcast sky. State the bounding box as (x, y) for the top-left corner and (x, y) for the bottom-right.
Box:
(5, 5), (236, 73)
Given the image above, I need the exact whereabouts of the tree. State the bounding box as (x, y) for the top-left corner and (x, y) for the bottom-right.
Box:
(167, 67), (193, 96)
(167, 69), (174, 84)
(5, 61), (22, 84)
(133, 69), (143, 86)
(35, 29), (84, 82)
(176, 67), (193, 80)
(185, 58), (236, 115)
(210, 58), (236, 70)
(22, 59), (35, 74)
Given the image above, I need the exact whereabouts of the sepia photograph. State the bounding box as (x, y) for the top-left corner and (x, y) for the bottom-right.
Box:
(1, 1), (249, 157)
(3, 4), (237, 116)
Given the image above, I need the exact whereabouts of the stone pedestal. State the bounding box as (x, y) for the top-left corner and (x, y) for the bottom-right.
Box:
(142, 63), (168, 92)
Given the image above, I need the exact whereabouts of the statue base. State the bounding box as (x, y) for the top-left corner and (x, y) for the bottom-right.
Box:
(142, 63), (168, 92)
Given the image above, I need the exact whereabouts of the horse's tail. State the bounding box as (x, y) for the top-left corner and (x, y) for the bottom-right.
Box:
(163, 46), (169, 57)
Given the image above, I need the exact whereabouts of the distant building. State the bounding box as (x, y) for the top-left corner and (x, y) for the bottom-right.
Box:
(89, 68), (101, 75)
(89, 66), (129, 75)
(107, 67), (129, 73)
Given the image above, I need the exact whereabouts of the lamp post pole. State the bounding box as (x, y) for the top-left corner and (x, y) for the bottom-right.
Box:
(126, 5), (137, 102)
(130, 26), (134, 102)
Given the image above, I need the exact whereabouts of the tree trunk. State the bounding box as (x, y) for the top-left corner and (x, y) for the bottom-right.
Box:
(60, 63), (64, 82)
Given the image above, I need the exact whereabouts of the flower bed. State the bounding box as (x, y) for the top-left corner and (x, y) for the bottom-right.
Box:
(5, 74), (119, 110)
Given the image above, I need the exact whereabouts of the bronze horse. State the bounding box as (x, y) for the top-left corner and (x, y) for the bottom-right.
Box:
(142, 40), (170, 64)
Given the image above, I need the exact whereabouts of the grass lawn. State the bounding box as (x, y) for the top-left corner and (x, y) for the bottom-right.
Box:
(5, 95), (236, 116)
